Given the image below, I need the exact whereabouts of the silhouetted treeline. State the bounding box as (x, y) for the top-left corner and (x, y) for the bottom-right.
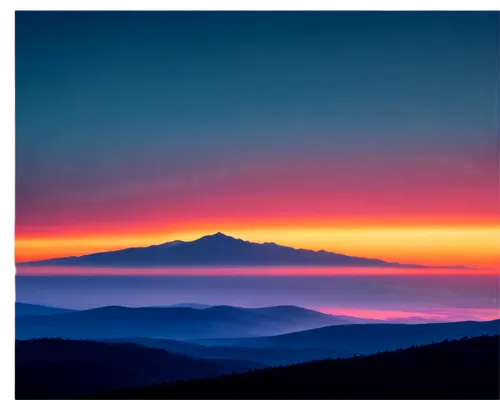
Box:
(96, 335), (500, 399)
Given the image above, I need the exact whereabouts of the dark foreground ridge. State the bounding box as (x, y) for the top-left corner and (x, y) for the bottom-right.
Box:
(95, 335), (500, 399)
(15, 338), (263, 399)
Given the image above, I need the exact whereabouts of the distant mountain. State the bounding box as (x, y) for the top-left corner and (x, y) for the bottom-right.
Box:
(166, 304), (381, 323)
(102, 337), (352, 367)
(15, 338), (263, 399)
(17, 232), (401, 267)
(96, 335), (500, 399)
(15, 302), (74, 318)
(164, 303), (213, 309)
(15, 304), (350, 340)
(196, 319), (500, 354)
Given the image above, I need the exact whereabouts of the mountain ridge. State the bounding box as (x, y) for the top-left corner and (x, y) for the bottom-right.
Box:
(15, 302), (75, 318)
(15, 303), (352, 340)
(16, 232), (452, 268)
(195, 319), (500, 352)
(102, 319), (500, 366)
(101, 337), (351, 366)
(93, 335), (500, 399)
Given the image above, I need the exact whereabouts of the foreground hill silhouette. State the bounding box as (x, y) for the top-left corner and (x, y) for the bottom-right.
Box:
(15, 338), (263, 399)
(96, 335), (500, 399)
(17, 232), (400, 266)
(16, 304), (345, 340)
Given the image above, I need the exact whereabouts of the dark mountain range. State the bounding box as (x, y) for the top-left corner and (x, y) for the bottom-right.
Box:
(164, 303), (213, 309)
(94, 335), (500, 399)
(15, 304), (348, 340)
(102, 337), (352, 367)
(15, 302), (74, 318)
(104, 319), (500, 367)
(15, 338), (263, 399)
(17, 232), (401, 267)
(195, 319), (500, 354)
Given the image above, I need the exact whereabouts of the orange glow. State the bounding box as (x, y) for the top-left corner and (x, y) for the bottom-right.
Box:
(15, 224), (500, 269)
(15, 143), (499, 271)
(15, 266), (498, 276)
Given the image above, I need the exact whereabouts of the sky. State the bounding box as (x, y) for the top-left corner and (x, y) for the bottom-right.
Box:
(15, 11), (499, 269)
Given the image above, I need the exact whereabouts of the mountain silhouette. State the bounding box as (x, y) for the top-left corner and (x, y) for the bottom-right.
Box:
(164, 303), (213, 309)
(15, 302), (75, 318)
(108, 320), (499, 366)
(15, 304), (350, 340)
(17, 232), (401, 267)
(15, 338), (263, 399)
(102, 337), (352, 367)
(94, 335), (499, 399)
(197, 319), (500, 354)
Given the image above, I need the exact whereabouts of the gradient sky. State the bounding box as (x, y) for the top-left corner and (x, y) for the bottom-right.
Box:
(15, 11), (499, 268)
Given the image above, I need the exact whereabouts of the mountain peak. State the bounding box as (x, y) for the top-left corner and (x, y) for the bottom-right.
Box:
(213, 232), (231, 237)
(199, 232), (236, 240)
(16, 231), (399, 267)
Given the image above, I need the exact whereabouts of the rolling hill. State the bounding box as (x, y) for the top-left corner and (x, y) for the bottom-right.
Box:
(17, 232), (401, 267)
(194, 319), (500, 353)
(15, 338), (263, 399)
(15, 302), (74, 318)
(94, 335), (500, 399)
(102, 337), (352, 366)
(15, 304), (348, 340)
(164, 303), (213, 309)
(102, 319), (500, 366)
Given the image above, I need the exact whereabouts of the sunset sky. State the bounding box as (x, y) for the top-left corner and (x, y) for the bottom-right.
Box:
(15, 12), (499, 269)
